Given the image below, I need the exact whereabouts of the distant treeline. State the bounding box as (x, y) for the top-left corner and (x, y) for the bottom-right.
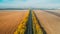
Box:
(0, 8), (28, 10)
(0, 8), (59, 10)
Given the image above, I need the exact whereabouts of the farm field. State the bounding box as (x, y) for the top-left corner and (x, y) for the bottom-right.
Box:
(0, 10), (60, 34)
(0, 10), (44, 34)
(0, 10), (29, 34)
(34, 10), (60, 34)
(43, 10), (60, 17)
(45, 10), (60, 14)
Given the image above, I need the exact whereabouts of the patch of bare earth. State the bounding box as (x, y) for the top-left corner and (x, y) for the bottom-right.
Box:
(0, 10), (29, 34)
(34, 10), (60, 34)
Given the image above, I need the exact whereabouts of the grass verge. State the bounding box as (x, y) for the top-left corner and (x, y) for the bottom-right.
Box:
(14, 11), (29, 34)
(32, 11), (43, 34)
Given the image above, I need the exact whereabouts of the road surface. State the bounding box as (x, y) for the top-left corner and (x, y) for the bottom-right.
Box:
(14, 10), (44, 34)
(25, 10), (33, 34)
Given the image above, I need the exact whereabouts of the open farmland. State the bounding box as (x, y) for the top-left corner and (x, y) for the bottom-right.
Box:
(33, 10), (60, 34)
(43, 10), (60, 17)
(45, 10), (60, 14)
(0, 10), (60, 34)
(0, 10), (45, 34)
(0, 10), (29, 34)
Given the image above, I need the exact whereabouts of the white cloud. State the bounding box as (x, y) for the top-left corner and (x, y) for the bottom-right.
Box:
(0, 0), (60, 8)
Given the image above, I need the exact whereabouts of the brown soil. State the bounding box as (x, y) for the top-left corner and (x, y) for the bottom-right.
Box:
(34, 10), (60, 34)
(0, 10), (29, 34)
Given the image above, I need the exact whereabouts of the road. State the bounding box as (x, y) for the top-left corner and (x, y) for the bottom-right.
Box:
(1, 10), (60, 34)
(25, 10), (33, 34)
(34, 10), (60, 34)
(0, 10), (29, 34)
(25, 10), (44, 34)
(14, 10), (44, 34)
(0, 10), (43, 34)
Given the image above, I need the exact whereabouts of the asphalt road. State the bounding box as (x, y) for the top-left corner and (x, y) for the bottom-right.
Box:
(25, 10), (33, 34)
(25, 10), (45, 34)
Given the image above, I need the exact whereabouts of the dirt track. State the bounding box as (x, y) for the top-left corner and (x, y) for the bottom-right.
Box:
(34, 10), (60, 34)
(0, 10), (29, 34)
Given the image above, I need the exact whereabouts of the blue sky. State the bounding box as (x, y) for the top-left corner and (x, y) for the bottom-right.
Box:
(0, 0), (60, 8)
